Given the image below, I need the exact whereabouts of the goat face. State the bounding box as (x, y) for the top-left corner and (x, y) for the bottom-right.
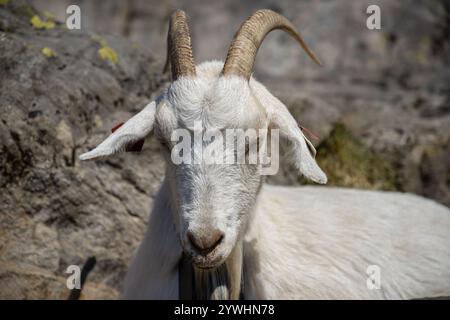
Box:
(154, 64), (266, 268)
(79, 9), (327, 271)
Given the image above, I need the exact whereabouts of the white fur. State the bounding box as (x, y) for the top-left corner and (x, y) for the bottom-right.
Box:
(245, 185), (450, 299)
(80, 61), (450, 299)
(121, 181), (181, 299)
(122, 184), (450, 299)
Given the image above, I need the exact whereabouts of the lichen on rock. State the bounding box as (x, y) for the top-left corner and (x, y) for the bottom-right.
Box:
(90, 34), (119, 65)
(98, 46), (118, 64)
(41, 46), (56, 58)
(311, 123), (398, 190)
(0, 2), (167, 299)
(30, 14), (55, 29)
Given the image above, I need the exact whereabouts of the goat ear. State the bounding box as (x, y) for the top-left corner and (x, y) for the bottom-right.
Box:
(252, 82), (327, 184)
(280, 122), (327, 184)
(79, 101), (156, 161)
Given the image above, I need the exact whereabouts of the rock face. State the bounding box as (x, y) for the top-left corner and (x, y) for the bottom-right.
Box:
(0, 2), (167, 299)
(1, 0), (449, 299)
(30, 0), (450, 205)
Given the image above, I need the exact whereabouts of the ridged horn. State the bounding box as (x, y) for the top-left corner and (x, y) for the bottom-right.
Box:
(163, 10), (196, 80)
(222, 9), (321, 79)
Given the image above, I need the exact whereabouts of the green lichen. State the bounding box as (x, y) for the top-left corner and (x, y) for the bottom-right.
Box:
(30, 15), (55, 29)
(41, 47), (56, 58)
(90, 34), (108, 47)
(91, 34), (119, 65)
(98, 46), (118, 64)
(302, 123), (398, 190)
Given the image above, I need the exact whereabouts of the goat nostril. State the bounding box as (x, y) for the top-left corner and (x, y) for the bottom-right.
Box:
(187, 231), (198, 249)
(211, 231), (224, 248)
(187, 229), (224, 255)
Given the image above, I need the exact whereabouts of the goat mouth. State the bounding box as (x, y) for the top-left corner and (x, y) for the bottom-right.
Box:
(191, 255), (225, 270)
(194, 264), (215, 270)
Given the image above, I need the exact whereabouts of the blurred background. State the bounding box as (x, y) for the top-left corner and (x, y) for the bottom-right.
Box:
(0, 0), (449, 298)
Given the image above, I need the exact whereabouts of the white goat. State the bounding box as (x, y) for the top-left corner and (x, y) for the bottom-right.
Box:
(80, 10), (450, 299)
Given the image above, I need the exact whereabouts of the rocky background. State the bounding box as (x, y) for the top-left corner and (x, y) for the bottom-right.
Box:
(0, 0), (449, 299)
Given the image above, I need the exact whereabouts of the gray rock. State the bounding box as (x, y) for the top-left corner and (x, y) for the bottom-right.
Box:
(1, 0), (449, 299)
(0, 1), (166, 299)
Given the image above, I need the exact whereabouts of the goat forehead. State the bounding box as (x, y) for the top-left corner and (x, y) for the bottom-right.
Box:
(180, 163), (239, 185)
(166, 73), (257, 130)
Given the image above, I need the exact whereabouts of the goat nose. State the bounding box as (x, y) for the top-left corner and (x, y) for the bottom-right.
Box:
(187, 229), (224, 255)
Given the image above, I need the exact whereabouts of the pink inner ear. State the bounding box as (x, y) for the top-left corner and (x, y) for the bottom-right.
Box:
(111, 122), (125, 133)
(111, 122), (145, 152)
(300, 125), (319, 141)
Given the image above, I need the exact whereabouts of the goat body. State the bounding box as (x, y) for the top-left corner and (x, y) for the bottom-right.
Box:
(80, 10), (450, 300)
(123, 182), (450, 299)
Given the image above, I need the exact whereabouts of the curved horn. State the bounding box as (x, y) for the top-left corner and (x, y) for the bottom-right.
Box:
(222, 9), (321, 79)
(163, 10), (196, 80)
